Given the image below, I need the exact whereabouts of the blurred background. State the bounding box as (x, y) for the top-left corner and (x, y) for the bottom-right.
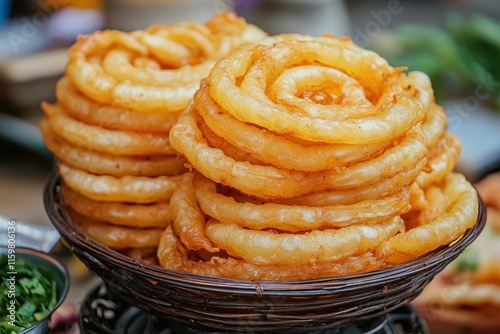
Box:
(0, 0), (499, 332)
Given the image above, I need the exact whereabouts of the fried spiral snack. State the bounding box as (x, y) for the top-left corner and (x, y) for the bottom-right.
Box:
(170, 36), (432, 199)
(41, 13), (267, 252)
(65, 13), (267, 113)
(163, 34), (479, 280)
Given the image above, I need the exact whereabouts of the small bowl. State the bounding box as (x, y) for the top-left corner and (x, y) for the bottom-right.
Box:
(0, 246), (69, 334)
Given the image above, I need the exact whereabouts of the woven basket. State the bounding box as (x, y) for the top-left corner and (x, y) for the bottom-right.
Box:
(44, 171), (486, 333)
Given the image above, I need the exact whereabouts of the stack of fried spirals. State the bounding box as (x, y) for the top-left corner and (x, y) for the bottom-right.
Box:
(164, 35), (479, 280)
(40, 13), (267, 263)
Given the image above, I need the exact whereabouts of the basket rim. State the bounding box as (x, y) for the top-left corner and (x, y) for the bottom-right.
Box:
(44, 169), (486, 295)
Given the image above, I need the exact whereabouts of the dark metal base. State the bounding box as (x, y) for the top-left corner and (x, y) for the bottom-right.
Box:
(79, 283), (429, 334)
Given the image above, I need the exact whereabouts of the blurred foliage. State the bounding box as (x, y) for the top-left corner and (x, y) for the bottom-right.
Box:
(374, 13), (500, 110)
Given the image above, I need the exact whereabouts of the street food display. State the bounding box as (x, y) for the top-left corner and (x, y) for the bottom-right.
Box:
(39, 13), (488, 333)
(42, 30), (480, 280)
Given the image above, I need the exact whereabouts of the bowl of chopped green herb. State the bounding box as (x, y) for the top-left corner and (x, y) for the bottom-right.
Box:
(0, 247), (69, 334)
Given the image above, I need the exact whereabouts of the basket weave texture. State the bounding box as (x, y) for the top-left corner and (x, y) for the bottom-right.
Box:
(44, 171), (486, 333)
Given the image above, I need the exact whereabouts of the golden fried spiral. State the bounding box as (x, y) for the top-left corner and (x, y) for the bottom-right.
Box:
(65, 13), (267, 113)
(170, 35), (431, 199)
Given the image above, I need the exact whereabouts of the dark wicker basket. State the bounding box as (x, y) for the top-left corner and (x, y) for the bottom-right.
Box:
(44, 171), (486, 333)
